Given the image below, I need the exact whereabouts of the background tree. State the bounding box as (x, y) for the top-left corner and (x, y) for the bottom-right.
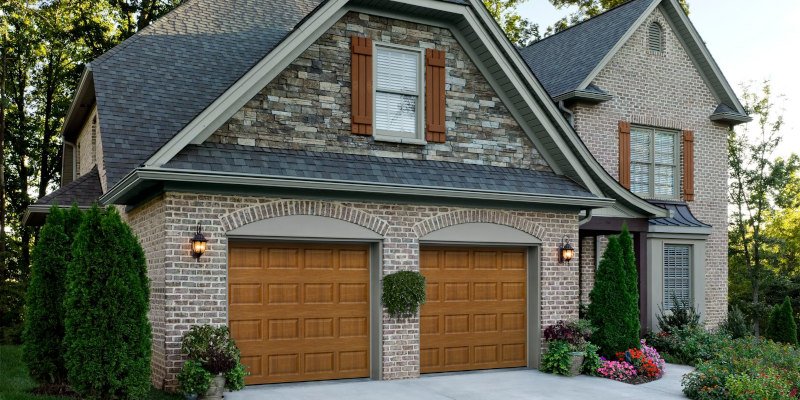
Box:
(64, 205), (151, 400)
(728, 80), (800, 336)
(765, 296), (798, 345)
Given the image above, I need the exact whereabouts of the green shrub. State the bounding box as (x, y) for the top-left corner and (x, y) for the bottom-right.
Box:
(722, 306), (752, 339)
(657, 295), (701, 333)
(178, 361), (213, 396)
(224, 362), (249, 391)
(181, 325), (241, 374)
(646, 327), (727, 366)
(587, 235), (639, 357)
(22, 204), (83, 385)
(766, 296), (798, 345)
(581, 343), (602, 375)
(381, 271), (427, 318)
(727, 368), (796, 400)
(541, 340), (573, 376)
(618, 225), (640, 343)
(63, 205), (152, 399)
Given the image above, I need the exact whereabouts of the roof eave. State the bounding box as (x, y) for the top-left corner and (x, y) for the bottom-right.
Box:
(552, 89), (614, 104)
(101, 168), (616, 210)
(60, 66), (95, 143)
(710, 112), (753, 125)
(22, 204), (93, 227)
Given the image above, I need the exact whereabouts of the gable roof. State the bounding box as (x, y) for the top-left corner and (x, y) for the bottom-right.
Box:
(519, 0), (749, 122)
(519, 0), (656, 98)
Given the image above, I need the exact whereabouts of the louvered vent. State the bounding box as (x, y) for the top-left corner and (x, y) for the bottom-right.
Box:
(648, 22), (664, 53)
(663, 245), (690, 310)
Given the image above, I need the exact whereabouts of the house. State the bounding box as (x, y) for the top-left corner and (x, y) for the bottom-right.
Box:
(24, 0), (749, 390)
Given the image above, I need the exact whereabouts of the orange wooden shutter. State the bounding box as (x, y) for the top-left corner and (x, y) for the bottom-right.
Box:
(425, 49), (446, 143)
(683, 130), (695, 201)
(351, 36), (373, 136)
(618, 121), (631, 190)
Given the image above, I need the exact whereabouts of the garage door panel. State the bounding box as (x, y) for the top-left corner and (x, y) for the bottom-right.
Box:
(421, 246), (527, 374)
(229, 243), (370, 384)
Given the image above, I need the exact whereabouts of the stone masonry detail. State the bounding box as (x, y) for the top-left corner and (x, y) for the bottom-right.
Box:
(208, 12), (550, 171)
(128, 193), (580, 389)
(572, 8), (729, 326)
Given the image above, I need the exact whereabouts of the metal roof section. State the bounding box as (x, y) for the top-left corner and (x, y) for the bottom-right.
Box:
(648, 200), (712, 235)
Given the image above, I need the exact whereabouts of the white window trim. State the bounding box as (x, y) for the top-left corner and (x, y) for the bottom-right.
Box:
(372, 41), (426, 143)
(630, 125), (680, 200)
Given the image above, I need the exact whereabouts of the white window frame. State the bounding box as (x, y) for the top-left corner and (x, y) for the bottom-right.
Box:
(372, 41), (426, 144)
(630, 126), (680, 200)
(662, 244), (691, 311)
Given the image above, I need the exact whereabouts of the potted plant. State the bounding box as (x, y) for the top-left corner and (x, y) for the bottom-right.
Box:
(178, 361), (213, 400)
(542, 319), (595, 376)
(181, 325), (249, 399)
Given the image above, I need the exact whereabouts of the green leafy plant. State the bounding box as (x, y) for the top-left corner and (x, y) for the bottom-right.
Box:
(587, 234), (639, 357)
(224, 362), (249, 391)
(581, 343), (602, 375)
(727, 368), (796, 400)
(722, 306), (752, 339)
(766, 296), (798, 345)
(381, 271), (427, 318)
(181, 325), (241, 375)
(657, 295), (701, 334)
(22, 204), (83, 385)
(541, 340), (573, 376)
(543, 320), (594, 352)
(63, 205), (152, 400)
(178, 361), (213, 396)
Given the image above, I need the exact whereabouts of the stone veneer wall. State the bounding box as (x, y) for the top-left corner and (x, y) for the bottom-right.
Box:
(130, 193), (580, 389)
(126, 195), (168, 388)
(571, 8), (729, 326)
(207, 12), (550, 171)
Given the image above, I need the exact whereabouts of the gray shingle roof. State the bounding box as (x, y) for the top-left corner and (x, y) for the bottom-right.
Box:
(34, 166), (103, 207)
(164, 143), (598, 198)
(92, 0), (325, 188)
(519, 0), (656, 97)
(649, 200), (710, 228)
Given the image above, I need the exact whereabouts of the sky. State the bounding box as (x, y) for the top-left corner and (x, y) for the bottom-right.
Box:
(517, 0), (800, 160)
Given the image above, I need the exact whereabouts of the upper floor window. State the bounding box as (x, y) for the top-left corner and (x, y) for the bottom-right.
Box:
(630, 126), (679, 199)
(374, 44), (424, 140)
(648, 22), (664, 53)
(663, 245), (691, 310)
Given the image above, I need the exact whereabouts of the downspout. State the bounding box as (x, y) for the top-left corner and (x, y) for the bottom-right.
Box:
(558, 100), (574, 127)
(579, 208), (593, 226)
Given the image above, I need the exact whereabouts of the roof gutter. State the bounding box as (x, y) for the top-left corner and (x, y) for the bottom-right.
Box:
(101, 168), (617, 210)
(710, 112), (753, 125)
(553, 89), (613, 104)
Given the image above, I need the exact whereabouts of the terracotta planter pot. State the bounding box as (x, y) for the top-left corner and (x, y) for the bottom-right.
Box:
(569, 352), (585, 376)
(200, 375), (226, 400)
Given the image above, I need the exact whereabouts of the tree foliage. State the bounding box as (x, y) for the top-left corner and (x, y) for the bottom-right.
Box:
(548, 0), (689, 34)
(587, 234), (639, 357)
(63, 205), (151, 400)
(22, 204), (83, 385)
(765, 296), (798, 345)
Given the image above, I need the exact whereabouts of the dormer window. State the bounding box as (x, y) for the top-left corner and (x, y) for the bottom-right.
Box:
(374, 43), (424, 140)
(648, 22), (664, 53)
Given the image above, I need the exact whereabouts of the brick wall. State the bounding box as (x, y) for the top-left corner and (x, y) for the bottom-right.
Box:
(571, 8), (729, 326)
(76, 110), (97, 177)
(207, 12), (550, 171)
(129, 193), (580, 389)
(580, 236), (595, 306)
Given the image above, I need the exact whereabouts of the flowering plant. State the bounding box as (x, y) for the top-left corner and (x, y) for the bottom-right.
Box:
(616, 342), (664, 378)
(597, 358), (637, 381)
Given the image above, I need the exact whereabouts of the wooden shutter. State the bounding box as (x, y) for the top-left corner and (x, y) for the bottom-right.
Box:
(351, 36), (373, 136)
(425, 48), (446, 143)
(683, 130), (695, 201)
(618, 121), (631, 190)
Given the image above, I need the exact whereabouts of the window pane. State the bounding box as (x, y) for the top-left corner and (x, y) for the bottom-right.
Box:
(375, 92), (417, 134)
(631, 162), (650, 194)
(654, 133), (675, 165)
(631, 130), (651, 163)
(663, 245), (690, 311)
(654, 165), (675, 196)
(376, 48), (418, 93)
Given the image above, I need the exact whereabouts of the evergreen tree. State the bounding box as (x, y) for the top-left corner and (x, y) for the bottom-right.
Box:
(63, 205), (151, 399)
(617, 225), (640, 345)
(23, 204), (83, 384)
(765, 296), (798, 345)
(587, 235), (639, 357)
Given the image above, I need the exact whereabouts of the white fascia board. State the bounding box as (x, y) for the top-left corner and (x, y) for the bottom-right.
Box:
(144, 0), (350, 167)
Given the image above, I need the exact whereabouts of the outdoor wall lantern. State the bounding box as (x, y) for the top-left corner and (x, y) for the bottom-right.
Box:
(191, 223), (207, 259)
(559, 235), (574, 264)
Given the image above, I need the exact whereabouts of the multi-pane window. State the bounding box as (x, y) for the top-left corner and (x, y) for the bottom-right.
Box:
(374, 45), (422, 139)
(663, 245), (691, 311)
(631, 127), (678, 198)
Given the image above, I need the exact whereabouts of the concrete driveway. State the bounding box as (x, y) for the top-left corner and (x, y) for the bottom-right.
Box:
(226, 363), (694, 400)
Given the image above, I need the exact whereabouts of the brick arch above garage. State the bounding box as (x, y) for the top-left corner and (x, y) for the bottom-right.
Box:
(413, 210), (547, 240)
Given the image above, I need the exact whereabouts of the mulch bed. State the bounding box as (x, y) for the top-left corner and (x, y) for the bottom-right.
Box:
(622, 375), (662, 385)
(31, 383), (78, 397)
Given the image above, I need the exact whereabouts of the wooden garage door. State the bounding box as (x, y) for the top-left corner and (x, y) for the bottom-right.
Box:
(420, 246), (527, 373)
(228, 243), (370, 385)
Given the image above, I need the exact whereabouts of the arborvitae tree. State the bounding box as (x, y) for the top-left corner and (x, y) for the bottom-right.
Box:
(23, 204), (83, 385)
(587, 235), (639, 357)
(765, 296), (798, 345)
(63, 205), (151, 399)
(617, 225), (640, 346)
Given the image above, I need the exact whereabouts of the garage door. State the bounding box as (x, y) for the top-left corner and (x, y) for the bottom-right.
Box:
(228, 243), (370, 384)
(420, 246), (527, 373)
